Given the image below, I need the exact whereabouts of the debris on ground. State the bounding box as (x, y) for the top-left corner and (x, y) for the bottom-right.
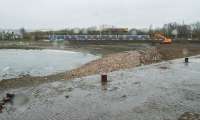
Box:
(178, 112), (200, 120)
(0, 93), (15, 113)
(65, 95), (70, 99)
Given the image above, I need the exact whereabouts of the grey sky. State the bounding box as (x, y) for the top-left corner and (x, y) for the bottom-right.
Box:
(0, 0), (199, 29)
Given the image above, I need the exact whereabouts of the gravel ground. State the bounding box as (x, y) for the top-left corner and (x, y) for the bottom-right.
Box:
(0, 55), (200, 120)
(65, 47), (161, 80)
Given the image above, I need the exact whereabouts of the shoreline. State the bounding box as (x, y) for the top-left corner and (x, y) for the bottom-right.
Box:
(0, 48), (160, 90)
(1, 41), (200, 91)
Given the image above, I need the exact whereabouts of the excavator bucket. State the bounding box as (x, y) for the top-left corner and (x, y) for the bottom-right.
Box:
(163, 38), (172, 44)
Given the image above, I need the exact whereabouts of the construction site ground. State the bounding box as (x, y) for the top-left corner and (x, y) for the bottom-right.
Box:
(0, 55), (200, 120)
(1, 41), (200, 90)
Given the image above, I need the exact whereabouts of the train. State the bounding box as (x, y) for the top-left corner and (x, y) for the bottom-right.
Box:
(48, 35), (150, 41)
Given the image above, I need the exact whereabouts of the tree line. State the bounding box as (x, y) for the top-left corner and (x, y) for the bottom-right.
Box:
(1, 21), (200, 41)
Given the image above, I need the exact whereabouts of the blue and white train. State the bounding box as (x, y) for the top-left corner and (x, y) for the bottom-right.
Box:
(48, 35), (150, 41)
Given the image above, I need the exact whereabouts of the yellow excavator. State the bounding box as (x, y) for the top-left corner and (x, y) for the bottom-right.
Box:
(152, 32), (172, 44)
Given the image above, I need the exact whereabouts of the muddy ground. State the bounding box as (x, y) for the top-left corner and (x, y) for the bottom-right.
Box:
(0, 55), (200, 120)
(1, 40), (200, 90)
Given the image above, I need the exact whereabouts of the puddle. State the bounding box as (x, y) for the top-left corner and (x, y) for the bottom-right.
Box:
(0, 49), (100, 80)
(101, 81), (108, 91)
(159, 66), (169, 69)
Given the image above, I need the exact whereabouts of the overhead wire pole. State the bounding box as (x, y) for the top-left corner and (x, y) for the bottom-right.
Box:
(191, 27), (193, 40)
(98, 26), (101, 40)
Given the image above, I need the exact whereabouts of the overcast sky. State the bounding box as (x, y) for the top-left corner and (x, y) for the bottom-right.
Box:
(0, 0), (199, 29)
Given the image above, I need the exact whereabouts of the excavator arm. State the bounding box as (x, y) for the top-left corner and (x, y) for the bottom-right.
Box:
(153, 32), (172, 44)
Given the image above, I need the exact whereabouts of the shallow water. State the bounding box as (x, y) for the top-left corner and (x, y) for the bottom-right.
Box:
(0, 49), (100, 80)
